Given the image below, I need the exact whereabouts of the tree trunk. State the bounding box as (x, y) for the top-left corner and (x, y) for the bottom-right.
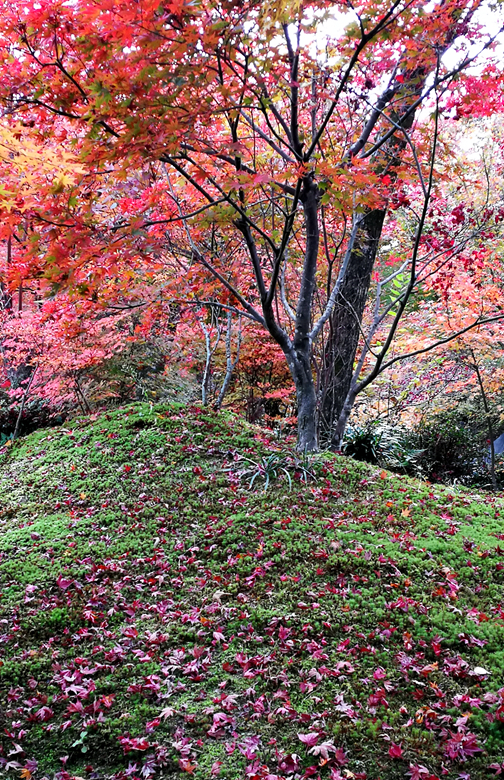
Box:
(331, 383), (358, 451)
(215, 312), (241, 410)
(291, 352), (318, 452)
(12, 364), (37, 441)
(291, 176), (320, 452)
(471, 351), (497, 490)
(0, 235), (13, 313)
(319, 209), (385, 443)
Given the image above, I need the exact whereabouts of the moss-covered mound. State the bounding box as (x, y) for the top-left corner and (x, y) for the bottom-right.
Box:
(0, 403), (503, 780)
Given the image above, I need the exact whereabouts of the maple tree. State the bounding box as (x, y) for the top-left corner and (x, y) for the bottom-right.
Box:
(3, 8), (504, 778)
(0, 0), (503, 449)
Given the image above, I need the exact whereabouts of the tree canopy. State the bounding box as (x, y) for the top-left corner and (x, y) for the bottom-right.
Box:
(0, 0), (503, 448)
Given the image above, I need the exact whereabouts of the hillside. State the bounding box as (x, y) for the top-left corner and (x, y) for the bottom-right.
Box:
(0, 403), (503, 780)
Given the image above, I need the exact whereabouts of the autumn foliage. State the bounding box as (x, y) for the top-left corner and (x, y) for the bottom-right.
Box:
(0, 0), (503, 448)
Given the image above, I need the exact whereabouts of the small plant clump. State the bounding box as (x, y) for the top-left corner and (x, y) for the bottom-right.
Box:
(0, 402), (503, 780)
(228, 449), (317, 491)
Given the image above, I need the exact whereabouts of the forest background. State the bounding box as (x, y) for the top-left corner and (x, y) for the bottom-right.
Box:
(1, 0), (504, 484)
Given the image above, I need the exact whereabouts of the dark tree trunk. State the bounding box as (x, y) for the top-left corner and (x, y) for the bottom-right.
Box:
(1, 236), (13, 313)
(331, 383), (359, 451)
(287, 349), (318, 451)
(318, 55), (441, 446)
(290, 176), (320, 451)
(319, 209), (385, 442)
(297, 387), (317, 451)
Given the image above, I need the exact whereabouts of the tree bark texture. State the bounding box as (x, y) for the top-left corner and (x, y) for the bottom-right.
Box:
(319, 209), (385, 443)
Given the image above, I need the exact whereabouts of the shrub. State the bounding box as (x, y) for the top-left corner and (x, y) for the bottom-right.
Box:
(342, 410), (499, 487)
(408, 410), (491, 485)
(343, 421), (423, 473)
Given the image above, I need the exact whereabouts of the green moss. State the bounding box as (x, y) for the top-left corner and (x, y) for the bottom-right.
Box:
(0, 402), (504, 778)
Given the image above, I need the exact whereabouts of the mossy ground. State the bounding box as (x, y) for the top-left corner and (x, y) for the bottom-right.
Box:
(0, 403), (503, 780)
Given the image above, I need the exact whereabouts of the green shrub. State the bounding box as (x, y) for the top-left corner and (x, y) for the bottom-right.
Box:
(344, 408), (500, 487)
(406, 409), (492, 486)
(343, 421), (423, 473)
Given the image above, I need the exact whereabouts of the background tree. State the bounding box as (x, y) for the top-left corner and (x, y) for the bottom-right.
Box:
(0, 0), (503, 449)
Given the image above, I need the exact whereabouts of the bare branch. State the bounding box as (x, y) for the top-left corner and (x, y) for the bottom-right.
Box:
(240, 111), (297, 164)
(280, 250), (296, 322)
(357, 60), (441, 388)
(310, 214), (361, 341)
(361, 95), (427, 197)
(360, 313), (504, 389)
(305, 0), (409, 161)
(361, 28), (504, 161)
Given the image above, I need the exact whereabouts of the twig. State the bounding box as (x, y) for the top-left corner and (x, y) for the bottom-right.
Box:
(13, 364), (38, 441)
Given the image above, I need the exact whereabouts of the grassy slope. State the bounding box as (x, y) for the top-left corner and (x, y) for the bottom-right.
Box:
(0, 403), (503, 780)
